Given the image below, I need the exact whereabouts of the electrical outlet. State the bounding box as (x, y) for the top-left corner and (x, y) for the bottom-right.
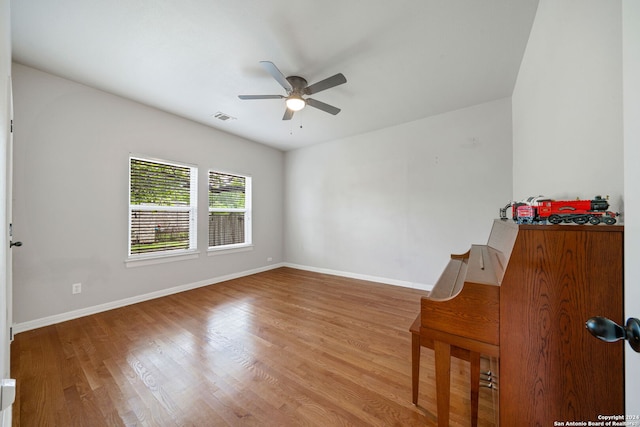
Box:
(72, 283), (82, 294)
(267, 257), (273, 262)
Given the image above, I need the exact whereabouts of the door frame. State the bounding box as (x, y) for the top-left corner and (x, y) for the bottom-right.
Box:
(1, 74), (13, 427)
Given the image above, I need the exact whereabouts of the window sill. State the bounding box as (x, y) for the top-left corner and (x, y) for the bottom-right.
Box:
(207, 244), (254, 256)
(125, 250), (200, 268)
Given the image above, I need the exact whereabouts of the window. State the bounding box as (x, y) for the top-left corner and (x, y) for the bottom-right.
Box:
(208, 171), (252, 250)
(129, 156), (197, 258)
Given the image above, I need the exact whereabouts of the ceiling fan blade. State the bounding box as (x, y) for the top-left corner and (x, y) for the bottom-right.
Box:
(304, 73), (347, 95)
(238, 94), (284, 100)
(260, 61), (293, 92)
(306, 98), (341, 115)
(282, 108), (294, 120)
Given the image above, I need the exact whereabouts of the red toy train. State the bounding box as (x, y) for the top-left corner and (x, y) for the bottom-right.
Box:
(500, 195), (619, 225)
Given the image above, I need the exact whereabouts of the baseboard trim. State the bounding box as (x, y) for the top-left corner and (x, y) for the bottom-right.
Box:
(12, 263), (286, 335)
(13, 262), (432, 335)
(282, 263), (433, 292)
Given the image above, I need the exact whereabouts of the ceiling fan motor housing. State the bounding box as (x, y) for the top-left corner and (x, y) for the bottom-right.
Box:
(286, 76), (308, 95)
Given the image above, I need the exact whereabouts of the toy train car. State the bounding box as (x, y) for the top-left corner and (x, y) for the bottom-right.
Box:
(500, 195), (619, 225)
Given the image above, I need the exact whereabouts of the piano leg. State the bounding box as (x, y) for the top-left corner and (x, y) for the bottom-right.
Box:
(434, 340), (451, 427)
(470, 351), (481, 427)
(411, 315), (482, 425)
(411, 329), (420, 404)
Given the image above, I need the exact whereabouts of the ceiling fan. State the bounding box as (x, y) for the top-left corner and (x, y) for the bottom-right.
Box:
(238, 61), (347, 120)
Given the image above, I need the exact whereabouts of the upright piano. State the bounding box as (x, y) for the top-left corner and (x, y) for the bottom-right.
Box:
(411, 219), (624, 426)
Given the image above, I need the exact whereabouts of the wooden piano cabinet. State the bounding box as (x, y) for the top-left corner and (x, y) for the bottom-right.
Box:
(499, 223), (624, 425)
(413, 242), (503, 427)
(412, 220), (624, 426)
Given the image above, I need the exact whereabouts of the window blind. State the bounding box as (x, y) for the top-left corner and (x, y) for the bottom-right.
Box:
(129, 157), (197, 256)
(208, 171), (250, 248)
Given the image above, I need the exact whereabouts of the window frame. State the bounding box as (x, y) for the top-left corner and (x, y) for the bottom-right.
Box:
(207, 169), (253, 254)
(127, 155), (199, 265)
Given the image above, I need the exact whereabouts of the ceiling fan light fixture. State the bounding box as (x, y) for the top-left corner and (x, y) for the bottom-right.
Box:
(286, 95), (306, 111)
(238, 61), (345, 120)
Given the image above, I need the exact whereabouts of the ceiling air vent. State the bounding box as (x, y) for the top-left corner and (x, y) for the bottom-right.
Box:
(213, 112), (236, 121)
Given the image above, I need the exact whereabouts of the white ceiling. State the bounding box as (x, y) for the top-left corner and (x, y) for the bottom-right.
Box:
(10, 0), (539, 151)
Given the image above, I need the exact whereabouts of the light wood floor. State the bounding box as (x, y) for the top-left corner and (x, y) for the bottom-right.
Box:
(11, 267), (497, 426)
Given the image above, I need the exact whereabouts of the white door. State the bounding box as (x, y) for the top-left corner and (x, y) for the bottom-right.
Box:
(623, 0), (640, 415)
(0, 75), (14, 426)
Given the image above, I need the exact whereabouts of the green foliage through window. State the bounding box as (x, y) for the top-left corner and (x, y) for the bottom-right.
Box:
(130, 158), (191, 206)
(209, 172), (245, 209)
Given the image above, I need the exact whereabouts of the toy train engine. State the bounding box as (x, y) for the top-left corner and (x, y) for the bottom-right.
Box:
(501, 196), (619, 225)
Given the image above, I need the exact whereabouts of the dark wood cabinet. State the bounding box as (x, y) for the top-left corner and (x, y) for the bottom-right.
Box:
(413, 220), (624, 425)
(499, 222), (624, 424)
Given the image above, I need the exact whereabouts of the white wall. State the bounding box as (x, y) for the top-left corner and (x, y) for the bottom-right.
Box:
(513, 0), (632, 413)
(622, 0), (640, 415)
(11, 64), (284, 327)
(285, 98), (512, 288)
(512, 0), (623, 208)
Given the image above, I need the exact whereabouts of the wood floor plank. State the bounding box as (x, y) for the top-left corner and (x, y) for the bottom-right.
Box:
(11, 267), (497, 426)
